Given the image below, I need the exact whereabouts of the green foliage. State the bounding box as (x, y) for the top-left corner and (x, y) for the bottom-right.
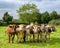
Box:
(50, 11), (58, 20)
(34, 21), (38, 25)
(0, 4), (60, 25)
(17, 4), (60, 24)
(0, 20), (7, 26)
(49, 19), (60, 25)
(12, 19), (20, 23)
(17, 3), (40, 24)
(3, 12), (13, 24)
(41, 11), (50, 23)
(34, 12), (41, 24)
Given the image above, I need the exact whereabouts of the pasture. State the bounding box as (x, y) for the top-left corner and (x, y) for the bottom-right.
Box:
(0, 26), (60, 48)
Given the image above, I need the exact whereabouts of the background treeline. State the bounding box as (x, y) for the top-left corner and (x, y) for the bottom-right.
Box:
(0, 3), (60, 26)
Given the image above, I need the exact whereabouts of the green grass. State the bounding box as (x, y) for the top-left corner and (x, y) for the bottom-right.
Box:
(0, 26), (60, 48)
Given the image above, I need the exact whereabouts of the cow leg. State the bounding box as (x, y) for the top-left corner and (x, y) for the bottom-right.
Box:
(17, 32), (21, 43)
(12, 34), (15, 43)
(15, 32), (19, 43)
(8, 35), (11, 43)
(30, 34), (32, 42)
(46, 32), (48, 40)
(46, 32), (50, 40)
(37, 33), (39, 42)
(26, 34), (28, 41)
(33, 34), (35, 42)
(44, 32), (47, 42)
(16, 33), (19, 42)
(23, 35), (26, 42)
(40, 32), (42, 42)
(23, 31), (26, 42)
(48, 32), (50, 40)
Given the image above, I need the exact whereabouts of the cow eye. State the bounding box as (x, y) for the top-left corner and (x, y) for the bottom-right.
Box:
(9, 26), (12, 28)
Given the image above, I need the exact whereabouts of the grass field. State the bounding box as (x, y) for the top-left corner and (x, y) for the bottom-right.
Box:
(0, 26), (60, 48)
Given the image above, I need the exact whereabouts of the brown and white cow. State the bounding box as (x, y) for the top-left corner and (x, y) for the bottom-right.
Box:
(45, 25), (56, 40)
(32, 25), (40, 42)
(16, 24), (26, 42)
(37, 24), (56, 41)
(25, 23), (34, 42)
(5, 24), (17, 43)
(37, 24), (46, 42)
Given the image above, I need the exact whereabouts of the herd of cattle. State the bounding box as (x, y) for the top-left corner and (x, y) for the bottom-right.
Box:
(5, 23), (56, 43)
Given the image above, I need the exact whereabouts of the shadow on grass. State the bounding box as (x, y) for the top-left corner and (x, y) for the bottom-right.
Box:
(18, 37), (60, 46)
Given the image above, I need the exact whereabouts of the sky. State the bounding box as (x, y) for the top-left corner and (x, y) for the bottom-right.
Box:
(0, 0), (60, 19)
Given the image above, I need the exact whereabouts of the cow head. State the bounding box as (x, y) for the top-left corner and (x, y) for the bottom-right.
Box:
(51, 26), (56, 32)
(33, 25), (39, 33)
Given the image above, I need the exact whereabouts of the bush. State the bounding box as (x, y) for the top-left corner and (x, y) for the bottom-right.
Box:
(9, 19), (28, 25)
(0, 19), (28, 26)
(0, 20), (7, 26)
(49, 19), (60, 25)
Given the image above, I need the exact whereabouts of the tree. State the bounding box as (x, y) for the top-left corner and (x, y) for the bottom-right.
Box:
(41, 11), (50, 23)
(17, 3), (40, 24)
(50, 11), (58, 20)
(3, 12), (13, 24)
(56, 14), (60, 19)
(35, 12), (41, 24)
